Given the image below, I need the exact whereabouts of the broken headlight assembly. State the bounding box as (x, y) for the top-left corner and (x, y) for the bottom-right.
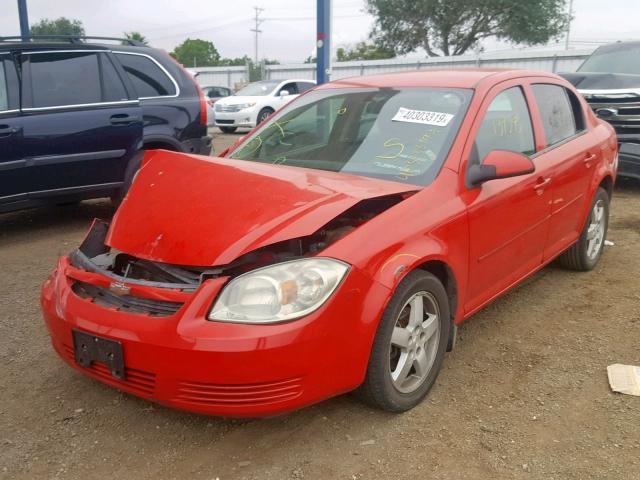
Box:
(208, 258), (349, 324)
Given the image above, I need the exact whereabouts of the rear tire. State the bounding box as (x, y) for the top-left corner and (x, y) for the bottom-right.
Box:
(357, 270), (450, 412)
(219, 126), (237, 134)
(558, 187), (609, 271)
(111, 151), (144, 208)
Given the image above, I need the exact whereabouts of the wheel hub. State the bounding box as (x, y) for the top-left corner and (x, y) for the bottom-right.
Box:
(389, 291), (440, 394)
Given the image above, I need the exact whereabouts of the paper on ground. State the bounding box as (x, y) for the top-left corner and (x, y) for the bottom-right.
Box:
(607, 364), (640, 396)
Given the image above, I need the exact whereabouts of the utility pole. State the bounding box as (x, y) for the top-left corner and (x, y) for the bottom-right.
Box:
(565, 0), (574, 50)
(316, 0), (331, 84)
(250, 6), (265, 65)
(17, 0), (29, 41)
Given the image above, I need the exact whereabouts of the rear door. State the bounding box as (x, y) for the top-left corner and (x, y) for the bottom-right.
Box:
(0, 52), (25, 205)
(19, 49), (142, 196)
(462, 82), (553, 313)
(528, 82), (597, 260)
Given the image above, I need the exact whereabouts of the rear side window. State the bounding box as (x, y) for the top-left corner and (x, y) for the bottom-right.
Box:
(28, 52), (102, 107)
(114, 52), (176, 98)
(473, 87), (535, 163)
(531, 84), (578, 146)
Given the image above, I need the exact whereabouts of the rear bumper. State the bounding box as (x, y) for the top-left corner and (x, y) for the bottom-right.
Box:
(41, 257), (388, 417)
(181, 135), (212, 156)
(618, 142), (640, 180)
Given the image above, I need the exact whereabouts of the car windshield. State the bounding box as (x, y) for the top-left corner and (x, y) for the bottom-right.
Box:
(234, 80), (280, 96)
(229, 87), (472, 186)
(579, 43), (640, 75)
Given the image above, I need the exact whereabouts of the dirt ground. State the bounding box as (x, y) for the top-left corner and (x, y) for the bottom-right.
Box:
(1, 132), (639, 480)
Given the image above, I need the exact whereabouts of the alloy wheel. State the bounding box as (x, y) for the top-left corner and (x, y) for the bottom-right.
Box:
(586, 198), (606, 260)
(389, 291), (440, 394)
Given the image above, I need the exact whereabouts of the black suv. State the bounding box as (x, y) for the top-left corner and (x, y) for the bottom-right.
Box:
(562, 41), (640, 180)
(0, 36), (211, 213)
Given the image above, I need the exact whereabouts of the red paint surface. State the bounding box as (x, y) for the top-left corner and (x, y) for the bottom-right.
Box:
(42, 69), (617, 416)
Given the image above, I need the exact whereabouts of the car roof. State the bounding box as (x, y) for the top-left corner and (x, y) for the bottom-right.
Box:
(592, 40), (640, 53)
(321, 68), (559, 90)
(0, 41), (158, 55)
(258, 79), (314, 84)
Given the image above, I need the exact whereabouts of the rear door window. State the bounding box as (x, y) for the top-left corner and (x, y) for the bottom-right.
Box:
(27, 52), (102, 108)
(23, 51), (130, 109)
(531, 84), (578, 146)
(473, 87), (536, 163)
(100, 54), (129, 102)
(0, 58), (8, 111)
(296, 81), (315, 93)
(114, 52), (177, 98)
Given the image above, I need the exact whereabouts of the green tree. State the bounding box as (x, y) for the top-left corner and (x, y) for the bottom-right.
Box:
(30, 17), (85, 37)
(170, 38), (220, 67)
(366, 0), (569, 57)
(123, 31), (148, 45)
(304, 55), (316, 64)
(336, 42), (395, 61)
(218, 55), (251, 66)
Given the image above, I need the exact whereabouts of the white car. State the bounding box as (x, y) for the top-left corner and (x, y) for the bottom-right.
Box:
(214, 79), (316, 133)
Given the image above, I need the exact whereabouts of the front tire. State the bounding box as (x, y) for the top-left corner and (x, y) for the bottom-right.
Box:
(558, 187), (610, 271)
(357, 270), (450, 412)
(256, 108), (274, 125)
(219, 126), (238, 134)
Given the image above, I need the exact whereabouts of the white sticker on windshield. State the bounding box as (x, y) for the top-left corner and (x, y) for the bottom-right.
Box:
(392, 107), (453, 126)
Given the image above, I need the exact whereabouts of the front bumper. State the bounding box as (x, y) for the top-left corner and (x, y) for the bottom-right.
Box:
(618, 142), (640, 180)
(213, 110), (256, 129)
(41, 257), (388, 417)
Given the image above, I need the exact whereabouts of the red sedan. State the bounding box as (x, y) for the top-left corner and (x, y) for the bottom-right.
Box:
(41, 69), (617, 417)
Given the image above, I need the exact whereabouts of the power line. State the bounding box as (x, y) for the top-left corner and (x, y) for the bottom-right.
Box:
(148, 18), (248, 41)
(250, 6), (265, 64)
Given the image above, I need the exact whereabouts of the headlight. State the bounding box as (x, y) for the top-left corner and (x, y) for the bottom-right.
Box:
(208, 258), (349, 324)
(238, 102), (256, 110)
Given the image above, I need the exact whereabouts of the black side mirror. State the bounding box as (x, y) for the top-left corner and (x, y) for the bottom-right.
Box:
(468, 150), (535, 186)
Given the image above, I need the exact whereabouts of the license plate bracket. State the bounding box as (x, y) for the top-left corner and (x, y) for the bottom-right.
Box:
(72, 330), (125, 379)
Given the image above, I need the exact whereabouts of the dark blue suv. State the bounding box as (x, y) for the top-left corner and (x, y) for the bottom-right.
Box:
(0, 36), (211, 213)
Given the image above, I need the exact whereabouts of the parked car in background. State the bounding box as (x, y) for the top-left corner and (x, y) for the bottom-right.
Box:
(562, 40), (640, 180)
(0, 36), (211, 213)
(213, 79), (316, 133)
(201, 85), (233, 126)
(42, 69), (617, 417)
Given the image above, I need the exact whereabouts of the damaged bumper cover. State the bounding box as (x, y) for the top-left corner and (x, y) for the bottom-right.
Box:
(41, 222), (390, 417)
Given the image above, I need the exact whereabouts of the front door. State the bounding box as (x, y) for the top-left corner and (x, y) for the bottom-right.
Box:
(462, 83), (553, 313)
(19, 50), (142, 197)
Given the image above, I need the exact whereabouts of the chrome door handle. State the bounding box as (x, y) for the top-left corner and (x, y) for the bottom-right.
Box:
(584, 153), (597, 163)
(534, 178), (551, 189)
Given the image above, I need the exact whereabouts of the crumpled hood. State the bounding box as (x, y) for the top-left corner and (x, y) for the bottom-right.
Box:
(561, 72), (640, 90)
(107, 151), (416, 266)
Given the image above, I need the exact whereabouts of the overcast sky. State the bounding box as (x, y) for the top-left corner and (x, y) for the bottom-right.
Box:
(1, 0), (638, 62)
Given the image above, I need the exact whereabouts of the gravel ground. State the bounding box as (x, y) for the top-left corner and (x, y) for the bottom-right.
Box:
(1, 132), (639, 479)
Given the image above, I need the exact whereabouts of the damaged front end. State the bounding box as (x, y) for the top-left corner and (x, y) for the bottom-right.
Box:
(68, 193), (413, 317)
